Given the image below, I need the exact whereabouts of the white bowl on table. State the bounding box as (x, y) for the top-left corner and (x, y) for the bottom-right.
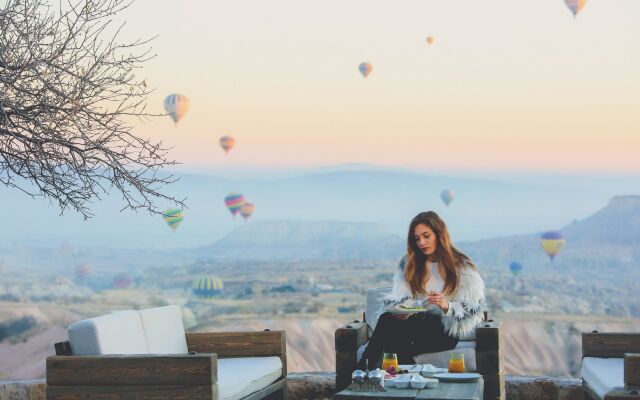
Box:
(394, 375), (411, 389)
(423, 378), (439, 389)
(409, 375), (427, 389)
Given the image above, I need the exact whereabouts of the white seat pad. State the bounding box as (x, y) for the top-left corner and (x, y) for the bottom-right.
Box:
(138, 305), (188, 354)
(217, 357), (283, 400)
(68, 310), (148, 355)
(581, 357), (624, 399)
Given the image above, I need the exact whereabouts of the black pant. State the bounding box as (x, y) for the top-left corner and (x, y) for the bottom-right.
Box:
(360, 312), (459, 368)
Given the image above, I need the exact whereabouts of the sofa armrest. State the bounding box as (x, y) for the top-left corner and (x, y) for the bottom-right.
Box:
(335, 320), (368, 391)
(186, 330), (286, 357)
(335, 320), (368, 353)
(583, 332), (640, 358)
(46, 353), (217, 386)
(625, 353), (640, 387)
(476, 320), (501, 352)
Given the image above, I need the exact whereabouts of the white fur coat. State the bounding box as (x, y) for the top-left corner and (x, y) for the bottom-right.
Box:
(382, 256), (486, 339)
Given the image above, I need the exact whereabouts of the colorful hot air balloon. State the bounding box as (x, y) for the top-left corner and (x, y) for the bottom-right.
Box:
(224, 193), (245, 217)
(75, 264), (91, 279)
(220, 136), (236, 154)
(426, 36), (435, 45)
(540, 231), (566, 260)
(509, 261), (523, 276)
(564, 0), (587, 17)
(112, 272), (133, 289)
(440, 189), (455, 207)
(192, 275), (224, 298)
(163, 94), (190, 125)
(240, 202), (255, 221)
(163, 208), (184, 231)
(359, 62), (373, 78)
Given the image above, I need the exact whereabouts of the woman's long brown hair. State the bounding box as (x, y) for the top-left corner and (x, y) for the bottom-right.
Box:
(404, 211), (475, 297)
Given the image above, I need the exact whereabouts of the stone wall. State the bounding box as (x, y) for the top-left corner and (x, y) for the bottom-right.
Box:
(0, 374), (583, 400)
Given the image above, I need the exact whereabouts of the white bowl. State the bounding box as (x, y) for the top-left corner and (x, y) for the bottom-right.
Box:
(421, 366), (447, 378)
(409, 375), (427, 389)
(394, 375), (411, 389)
(423, 378), (439, 389)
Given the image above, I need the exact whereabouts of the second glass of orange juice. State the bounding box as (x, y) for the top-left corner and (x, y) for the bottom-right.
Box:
(449, 353), (465, 373)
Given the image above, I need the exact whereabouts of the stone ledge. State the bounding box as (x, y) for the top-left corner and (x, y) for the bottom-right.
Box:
(506, 375), (582, 400)
(0, 374), (583, 400)
(0, 379), (45, 400)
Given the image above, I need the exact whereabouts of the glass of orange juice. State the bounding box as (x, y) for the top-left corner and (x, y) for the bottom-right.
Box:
(381, 352), (399, 372)
(449, 353), (465, 373)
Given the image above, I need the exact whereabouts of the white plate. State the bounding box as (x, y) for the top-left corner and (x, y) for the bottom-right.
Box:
(385, 307), (425, 315)
(433, 372), (482, 382)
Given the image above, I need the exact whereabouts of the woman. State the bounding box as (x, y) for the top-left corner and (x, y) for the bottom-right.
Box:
(360, 211), (486, 368)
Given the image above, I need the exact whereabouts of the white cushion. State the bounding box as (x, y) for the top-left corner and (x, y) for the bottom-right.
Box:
(581, 357), (624, 399)
(68, 310), (148, 355)
(356, 341), (476, 372)
(217, 357), (283, 400)
(138, 305), (188, 354)
(414, 346), (477, 372)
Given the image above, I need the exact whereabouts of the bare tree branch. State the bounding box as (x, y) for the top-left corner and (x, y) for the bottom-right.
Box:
(0, 0), (184, 218)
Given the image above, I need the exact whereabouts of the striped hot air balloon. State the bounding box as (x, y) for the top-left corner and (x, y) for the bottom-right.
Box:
(359, 62), (373, 78)
(240, 202), (255, 221)
(219, 136), (236, 154)
(564, 0), (587, 18)
(163, 208), (184, 231)
(192, 275), (224, 298)
(440, 189), (455, 207)
(509, 261), (523, 276)
(163, 94), (190, 125)
(540, 231), (565, 260)
(112, 272), (133, 289)
(224, 193), (245, 218)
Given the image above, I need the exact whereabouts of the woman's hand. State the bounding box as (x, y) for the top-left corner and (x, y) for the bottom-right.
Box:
(427, 291), (449, 313)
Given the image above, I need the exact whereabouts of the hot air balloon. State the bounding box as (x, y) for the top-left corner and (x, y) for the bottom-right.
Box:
(509, 261), (523, 276)
(163, 94), (190, 125)
(440, 189), (455, 207)
(240, 202), (255, 221)
(192, 275), (224, 298)
(426, 36), (435, 45)
(75, 264), (91, 280)
(359, 62), (373, 78)
(112, 272), (133, 289)
(564, 0), (587, 17)
(540, 231), (565, 260)
(220, 136), (235, 154)
(163, 208), (184, 231)
(224, 193), (245, 218)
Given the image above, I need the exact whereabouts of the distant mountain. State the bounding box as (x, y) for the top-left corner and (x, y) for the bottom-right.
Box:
(0, 166), (631, 252)
(562, 195), (640, 246)
(460, 195), (640, 279)
(199, 220), (404, 260)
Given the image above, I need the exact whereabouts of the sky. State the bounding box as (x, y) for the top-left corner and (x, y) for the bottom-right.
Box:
(112, 0), (640, 173)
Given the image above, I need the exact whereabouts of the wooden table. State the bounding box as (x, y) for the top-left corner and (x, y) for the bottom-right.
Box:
(333, 378), (484, 400)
